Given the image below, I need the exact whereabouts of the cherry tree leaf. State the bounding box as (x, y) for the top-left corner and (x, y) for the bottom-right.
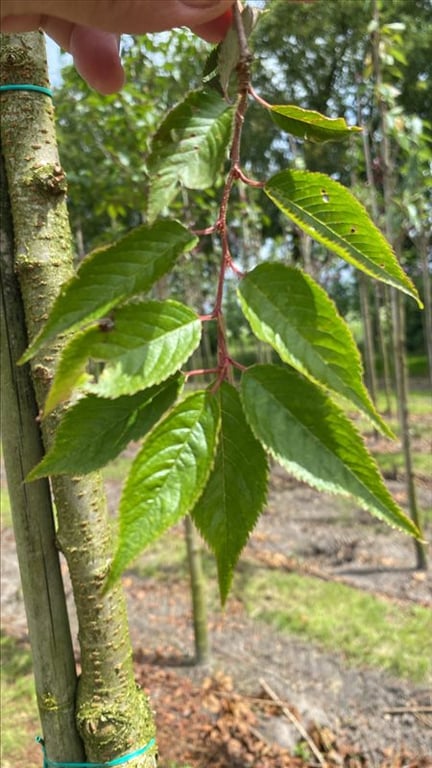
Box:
(147, 89), (234, 222)
(265, 170), (421, 304)
(28, 377), (182, 478)
(191, 382), (268, 603)
(269, 104), (362, 143)
(217, 5), (263, 97)
(107, 391), (220, 588)
(21, 221), (197, 362)
(241, 365), (420, 538)
(44, 300), (201, 413)
(238, 262), (393, 437)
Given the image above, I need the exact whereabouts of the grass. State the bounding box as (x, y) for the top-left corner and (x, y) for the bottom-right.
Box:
(353, 387), (432, 484)
(356, 388), (431, 433)
(130, 527), (191, 581)
(374, 449), (432, 478)
(407, 355), (429, 378)
(0, 633), (40, 768)
(375, 387), (431, 419)
(236, 567), (432, 683)
(0, 486), (12, 527)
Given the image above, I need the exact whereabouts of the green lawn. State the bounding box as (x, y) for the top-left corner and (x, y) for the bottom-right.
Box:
(237, 567), (432, 683)
(0, 633), (40, 768)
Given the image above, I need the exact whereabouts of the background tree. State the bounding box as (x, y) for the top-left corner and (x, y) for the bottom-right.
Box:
(367, 0), (427, 568)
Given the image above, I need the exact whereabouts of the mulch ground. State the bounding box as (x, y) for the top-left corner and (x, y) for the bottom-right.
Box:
(135, 650), (431, 768)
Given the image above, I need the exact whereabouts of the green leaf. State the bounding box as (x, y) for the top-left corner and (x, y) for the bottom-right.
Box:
(107, 391), (220, 588)
(240, 365), (420, 538)
(28, 377), (182, 478)
(202, 45), (220, 84)
(44, 300), (201, 413)
(264, 170), (422, 305)
(217, 5), (263, 97)
(191, 382), (268, 603)
(147, 89), (234, 222)
(238, 263), (393, 437)
(269, 104), (362, 143)
(20, 221), (197, 362)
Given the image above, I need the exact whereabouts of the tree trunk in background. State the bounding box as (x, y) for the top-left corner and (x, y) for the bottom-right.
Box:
(359, 114), (392, 414)
(418, 232), (432, 388)
(374, 284), (393, 415)
(1, 153), (85, 761)
(0, 31), (157, 763)
(184, 516), (210, 665)
(391, 287), (427, 569)
(358, 272), (378, 408)
(371, 0), (427, 569)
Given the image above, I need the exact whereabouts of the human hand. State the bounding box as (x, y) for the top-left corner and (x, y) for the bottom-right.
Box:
(1, 0), (234, 93)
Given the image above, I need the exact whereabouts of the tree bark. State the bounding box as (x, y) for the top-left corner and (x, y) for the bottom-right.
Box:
(1, 31), (157, 763)
(391, 288), (426, 569)
(184, 515), (210, 665)
(1, 152), (85, 761)
(358, 117), (393, 414)
(374, 283), (393, 416)
(417, 232), (432, 389)
(358, 272), (378, 408)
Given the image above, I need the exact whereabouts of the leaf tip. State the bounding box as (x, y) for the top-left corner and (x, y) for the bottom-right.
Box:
(25, 464), (45, 483)
(217, 567), (233, 607)
(103, 562), (121, 595)
(17, 344), (35, 366)
(42, 393), (59, 418)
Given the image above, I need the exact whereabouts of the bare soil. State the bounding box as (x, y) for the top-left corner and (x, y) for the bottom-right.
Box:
(1, 444), (431, 767)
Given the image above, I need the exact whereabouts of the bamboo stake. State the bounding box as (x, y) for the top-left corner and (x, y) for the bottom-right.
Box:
(1, 154), (85, 759)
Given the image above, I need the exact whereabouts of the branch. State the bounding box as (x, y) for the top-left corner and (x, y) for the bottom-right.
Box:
(259, 678), (326, 766)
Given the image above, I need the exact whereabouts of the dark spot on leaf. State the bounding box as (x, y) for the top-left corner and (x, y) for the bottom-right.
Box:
(98, 318), (115, 332)
(321, 189), (330, 203)
(350, 227), (357, 233)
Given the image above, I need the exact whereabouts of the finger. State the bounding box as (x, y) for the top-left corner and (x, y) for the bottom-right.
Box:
(70, 28), (125, 94)
(191, 8), (233, 43)
(39, 17), (124, 94)
(2, 0), (233, 34)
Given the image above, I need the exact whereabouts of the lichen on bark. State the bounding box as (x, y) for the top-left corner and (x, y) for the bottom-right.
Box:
(1, 31), (157, 766)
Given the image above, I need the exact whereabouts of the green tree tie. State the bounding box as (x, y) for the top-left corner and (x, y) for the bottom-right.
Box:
(0, 84), (53, 97)
(36, 737), (156, 767)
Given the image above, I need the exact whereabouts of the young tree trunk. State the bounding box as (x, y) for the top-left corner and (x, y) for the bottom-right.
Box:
(358, 272), (378, 408)
(374, 283), (393, 416)
(391, 287), (427, 569)
(359, 116), (393, 414)
(1, 153), (85, 761)
(371, 0), (427, 569)
(184, 515), (210, 665)
(0, 31), (157, 764)
(417, 232), (432, 388)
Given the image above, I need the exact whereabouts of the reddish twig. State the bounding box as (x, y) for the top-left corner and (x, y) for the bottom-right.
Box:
(192, 225), (218, 236)
(248, 84), (272, 109)
(188, 0), (263, 385)
(184, 367), (220, 380)
(234, 165), (266, 188)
